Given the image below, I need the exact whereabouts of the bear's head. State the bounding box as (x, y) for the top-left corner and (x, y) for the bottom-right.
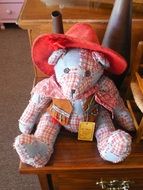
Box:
(48, 48), (110, 100)
(32, 23), (127, 98)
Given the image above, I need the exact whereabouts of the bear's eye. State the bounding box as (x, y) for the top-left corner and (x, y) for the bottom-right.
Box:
(64, 68), (70, 73)
(85, 70), (91, 77)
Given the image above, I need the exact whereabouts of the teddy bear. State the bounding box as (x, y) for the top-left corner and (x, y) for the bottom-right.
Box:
(14, 23), (135, 168)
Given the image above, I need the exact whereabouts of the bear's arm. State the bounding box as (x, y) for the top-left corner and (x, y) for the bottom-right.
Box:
(19, 76), (64, 134)
(95, 75), (135, 131)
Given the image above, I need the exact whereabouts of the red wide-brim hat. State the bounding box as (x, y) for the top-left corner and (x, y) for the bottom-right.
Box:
(32, 23), (127, 76)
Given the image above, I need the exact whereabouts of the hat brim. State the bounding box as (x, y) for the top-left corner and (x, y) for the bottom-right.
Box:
(32, 33), (127, 76)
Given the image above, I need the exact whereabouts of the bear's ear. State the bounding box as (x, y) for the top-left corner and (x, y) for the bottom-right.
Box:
(48, 49), (66, 65)
(92, 51), (110, 69)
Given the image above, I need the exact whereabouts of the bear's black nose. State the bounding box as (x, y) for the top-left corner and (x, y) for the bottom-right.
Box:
(71, 89), (76, 94)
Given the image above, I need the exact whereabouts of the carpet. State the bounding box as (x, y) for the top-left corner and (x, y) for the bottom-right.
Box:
(0, 24), (40, 190)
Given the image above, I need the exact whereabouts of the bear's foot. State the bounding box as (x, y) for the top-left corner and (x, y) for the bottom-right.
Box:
(97, 130), (132, 163)
(14, 134), (53, 167)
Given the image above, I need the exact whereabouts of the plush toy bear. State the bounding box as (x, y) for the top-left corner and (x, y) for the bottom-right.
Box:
(14, 23), (135, 168)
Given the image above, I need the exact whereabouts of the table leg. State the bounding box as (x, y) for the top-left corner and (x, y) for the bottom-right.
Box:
(0, 23), (5, 30)
(38, 174), (53, 190)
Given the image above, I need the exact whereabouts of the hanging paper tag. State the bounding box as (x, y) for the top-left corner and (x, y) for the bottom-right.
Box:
(78, 122), (95, 141)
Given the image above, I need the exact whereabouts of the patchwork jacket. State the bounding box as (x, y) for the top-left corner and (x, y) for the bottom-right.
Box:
(32, 75), (120, 129)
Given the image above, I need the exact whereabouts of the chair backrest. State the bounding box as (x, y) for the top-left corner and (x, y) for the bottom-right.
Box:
(131, 41), (143, 81)
(127, 42), (143, 143)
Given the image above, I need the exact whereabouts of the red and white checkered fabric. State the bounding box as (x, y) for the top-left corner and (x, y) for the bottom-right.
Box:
(97, 129), (132, 163)
(19, 103), (40, 134)
(35, 112), (61, 144)
(114, 97), (135, 131)
(21, 73), (133, 133)
(57, 49), (104, 99)
(95, 108), (132, 163)
(15, 48), (134, 166)
(14, 112), (60, 167)
(14, 134), (51, 167)
(48, 49), (66, 65)
(31, 76), (65, 99)
(64, 114), (84, 132)
(80, 49), (103, 71)
(19, 93), (51, 134)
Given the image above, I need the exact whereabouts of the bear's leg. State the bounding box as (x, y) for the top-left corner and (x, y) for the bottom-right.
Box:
(95, 106), (132, 163)
(14, 112), (60, 167)
(19, 93), (50, 134)
(114, 96), (135, 131)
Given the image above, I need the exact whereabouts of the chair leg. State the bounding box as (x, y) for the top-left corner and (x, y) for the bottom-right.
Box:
(136, 117), (143, 143)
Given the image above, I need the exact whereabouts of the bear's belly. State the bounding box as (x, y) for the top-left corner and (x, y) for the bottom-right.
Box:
(64, 99), (89, 133)
(72, 99), (84, 115)
(64, 113), (84, 133)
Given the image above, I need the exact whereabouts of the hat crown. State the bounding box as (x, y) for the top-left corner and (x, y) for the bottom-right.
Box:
(65, 23), (100, 44)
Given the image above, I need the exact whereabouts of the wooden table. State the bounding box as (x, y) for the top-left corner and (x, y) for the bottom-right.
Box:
(18, 1), (143, 189)
(19, 129), (143, 190)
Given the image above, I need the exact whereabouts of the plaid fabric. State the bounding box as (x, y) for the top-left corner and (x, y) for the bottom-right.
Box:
(31, 49), (120, 116)
(60, 72), (80, 98)
(31, 76), (65, 99)
(114, 97), (135, 131)
(15, 48), (133, 166)
(64, 114), (84, 132)
(14, 112), (60, 167)
(92, 51), (110, 68)
(19, 103), (40, 134)
(93, 76), (119, 116)
(48, 49), (66, 65)
(20, 73), (133, 133)
(97, 129), (132, 163)
(96, 107), (115, 132)
(14, 134), (51, 167)
(19, 94), (50, 134)
(58, 49), (104, 99)
(35, 112), (60, 144)
(95, 107), (132, 163)
(80, 49), (103, 71)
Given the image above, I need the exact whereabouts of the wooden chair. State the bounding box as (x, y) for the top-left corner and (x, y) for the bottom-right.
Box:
(131, 41), (143, 81)
(127, 41), (143, 143)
